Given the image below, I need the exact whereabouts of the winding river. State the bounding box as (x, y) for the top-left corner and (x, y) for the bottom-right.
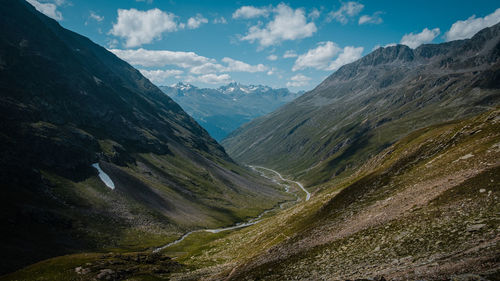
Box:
(152, 166), (310, 253)
(250, 165), (311, 201)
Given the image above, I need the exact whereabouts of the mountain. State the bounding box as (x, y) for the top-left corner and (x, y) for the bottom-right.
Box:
(0, 0), (289, 275)
(212, 107), (500, 281)
(6, 102), (500, 281)
(222, 23), (500, 187)
(208, 25), (500, 279)
(159, 82), (301, 141)
(3, 8), (500, 280)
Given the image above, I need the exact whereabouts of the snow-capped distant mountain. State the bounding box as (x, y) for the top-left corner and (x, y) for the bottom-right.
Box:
(170, 82), (194, 91)
(160, 82), (303, 141)
(218, 82), (272, 95)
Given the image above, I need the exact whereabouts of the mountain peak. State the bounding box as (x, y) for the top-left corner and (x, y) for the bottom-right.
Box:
(360, 44), (415, 67)
(172, 82), (195, 90)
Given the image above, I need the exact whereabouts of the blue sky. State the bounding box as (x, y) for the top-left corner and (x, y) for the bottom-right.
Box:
(27, 0), (500, 91)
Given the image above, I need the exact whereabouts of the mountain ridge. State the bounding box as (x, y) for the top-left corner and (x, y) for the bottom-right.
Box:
(223, 22), (500, 187)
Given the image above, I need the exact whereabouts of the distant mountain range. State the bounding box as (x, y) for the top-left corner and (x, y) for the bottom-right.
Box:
(160, 82), (303, 141)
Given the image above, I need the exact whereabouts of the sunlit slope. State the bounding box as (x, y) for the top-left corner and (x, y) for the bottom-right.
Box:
(184, 108), (500, 280)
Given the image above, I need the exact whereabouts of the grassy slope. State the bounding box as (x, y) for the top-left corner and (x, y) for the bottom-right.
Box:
(222, 108), (500, 280)
(3, 111), (498, 280)
(163, 108), (499, 280)
(0, 149), (292, 281)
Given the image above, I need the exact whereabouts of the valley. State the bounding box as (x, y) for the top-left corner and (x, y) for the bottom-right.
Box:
(0, 0), (290, 276)
(153, 166), (308, 254)
(1, 1), (499, 280)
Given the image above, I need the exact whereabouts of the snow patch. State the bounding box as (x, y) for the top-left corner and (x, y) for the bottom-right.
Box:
(92, 163), (115, 189)
(93, 76), (102, 85)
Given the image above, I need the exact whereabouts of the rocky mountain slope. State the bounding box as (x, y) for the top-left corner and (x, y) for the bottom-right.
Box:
(222, 23), (500, 187)
(160, 82), (301, 141)
(209, 107), (500, 281)
(0, 0), (289, 275)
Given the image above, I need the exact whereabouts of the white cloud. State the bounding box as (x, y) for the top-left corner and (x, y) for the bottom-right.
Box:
(186, 74), (232, 84)
(213, 16), (227, 24)
(283, 50), (298, 58)
(89, 11), (104, 22)
(139, 69), (183, 84)
(189, 62), (225, 74)
(232, 6), (269, 19)
(359, 12), (382, 25)
(267, 54), (278, 61)
(372, 42), (398, 51)
(286, 74), (311, 87)
(445, 8), (500, 41)
(293, 41), (341, 71)
(187, 14), (208, 29)
(400, 27), (440, 49)
(328, 1), (364, 24)
(110, 8), (179, 48)
(109, 48), (213, 68)
(26, 0), (63, 20)
(222, 57), (268, 72)
(293, 42), (363, 71)
(327, 46), (364, 71)
(267, 67), (277, 75)
(241, 3), (317, 47)
(372, 43), (395, 51)
(189, 58), (268, 74)
(110, 48), (268, 75)
(308, 8), (321, 19)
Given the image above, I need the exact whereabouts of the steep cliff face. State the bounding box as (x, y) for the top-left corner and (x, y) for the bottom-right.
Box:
(222, 23), (500, 187)
(0, 0), (289, 274)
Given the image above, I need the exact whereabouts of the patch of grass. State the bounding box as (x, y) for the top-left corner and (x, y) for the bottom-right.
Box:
(0, 253), (100, 281)
(1, 252), (183, 281)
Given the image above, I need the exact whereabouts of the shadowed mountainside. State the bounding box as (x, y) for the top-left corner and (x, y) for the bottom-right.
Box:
(0, 0), (290, 275)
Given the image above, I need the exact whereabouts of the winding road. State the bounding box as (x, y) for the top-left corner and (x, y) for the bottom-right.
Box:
(153, 165), (310, 253)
